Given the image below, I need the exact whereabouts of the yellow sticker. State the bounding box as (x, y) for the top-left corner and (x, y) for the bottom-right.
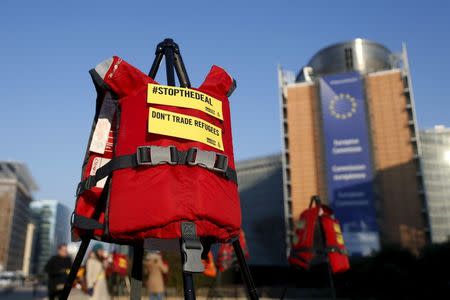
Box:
(148, 107), (224, 151)
(333, 223), (342, 234)
(148, 84), (223, 120)
(336, 234), (344, 245)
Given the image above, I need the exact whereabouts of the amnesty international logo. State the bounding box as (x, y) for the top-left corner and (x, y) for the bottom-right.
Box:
(329, 93), (357, 120)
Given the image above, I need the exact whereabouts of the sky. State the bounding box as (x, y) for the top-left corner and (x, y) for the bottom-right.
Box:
(0, 0), (449, 208)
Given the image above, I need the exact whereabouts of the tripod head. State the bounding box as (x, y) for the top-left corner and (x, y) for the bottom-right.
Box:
(148, 38), (191, 88)
(155, 38), (181, 55)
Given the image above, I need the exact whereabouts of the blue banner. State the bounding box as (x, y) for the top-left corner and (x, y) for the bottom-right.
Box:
(319, 72), (380, 256)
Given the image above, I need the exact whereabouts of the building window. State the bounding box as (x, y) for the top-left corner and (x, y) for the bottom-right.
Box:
(345, 48), (353, 70)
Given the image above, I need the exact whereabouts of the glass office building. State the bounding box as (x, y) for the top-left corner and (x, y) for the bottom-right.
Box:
(0, 161), (37, 271)
(236, 154), (287, 266)
(30, 199), (71, 274)
(420, 126), (450, 243)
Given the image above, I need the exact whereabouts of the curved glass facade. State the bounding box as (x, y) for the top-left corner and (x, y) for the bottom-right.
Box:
(420, 126), (450, 242)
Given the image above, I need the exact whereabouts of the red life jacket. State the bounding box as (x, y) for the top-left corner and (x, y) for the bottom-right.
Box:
(72, 56), (241, 243)
(216, 229), (249, 272)
(108, 253), (129, 277)
(289, 200), (350, 273)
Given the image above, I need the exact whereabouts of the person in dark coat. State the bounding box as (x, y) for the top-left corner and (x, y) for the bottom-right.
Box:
(44, 243), (72, 300)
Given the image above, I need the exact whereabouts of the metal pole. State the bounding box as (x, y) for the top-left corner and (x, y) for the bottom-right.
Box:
(232, 240), (259, 300)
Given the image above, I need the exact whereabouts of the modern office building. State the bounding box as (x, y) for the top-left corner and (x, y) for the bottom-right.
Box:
(279, 39), (428, 256)
(30, 199), (71, 274)
(0, 161), (38, 271)
(236, 154), (287, 266)
(420, 126), (450, 243)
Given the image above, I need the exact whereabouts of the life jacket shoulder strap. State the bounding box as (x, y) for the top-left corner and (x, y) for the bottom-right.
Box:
(76, 146), (237, 197)
(91, 56), (154, 98)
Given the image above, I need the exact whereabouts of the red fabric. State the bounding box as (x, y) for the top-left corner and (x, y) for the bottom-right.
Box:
(216, 243), (234, 272)
(73, 56), (241, 243)
(73, 95), (117, 240)
(321, 214), (350, 273)
(238, 230), (250, 259)
(109, 253), (129, 276)
(216, 230), (248, 272)
(289, 204), (350, 273)
(288, 206), (319, 269)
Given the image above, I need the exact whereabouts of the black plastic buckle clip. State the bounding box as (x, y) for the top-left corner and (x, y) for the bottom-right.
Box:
(75, 175), (95, 197)
(186, 148), (228, 174)
(136, 145), (177, 166)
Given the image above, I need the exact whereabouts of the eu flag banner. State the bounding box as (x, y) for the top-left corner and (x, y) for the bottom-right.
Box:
(319, 72), (380, 256)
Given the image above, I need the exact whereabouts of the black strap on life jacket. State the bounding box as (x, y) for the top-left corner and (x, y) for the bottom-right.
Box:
(76, 145), (238, 197)
(71, 215), (103, 231)
(71, 213), (104, 230)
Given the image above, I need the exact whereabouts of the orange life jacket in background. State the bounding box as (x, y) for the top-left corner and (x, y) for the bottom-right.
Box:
(202, 252), (217, 278)
(72, 56), (240, 243)
(289, 200), (350, 273)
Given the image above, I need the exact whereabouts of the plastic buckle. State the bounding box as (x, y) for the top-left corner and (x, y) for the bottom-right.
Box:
(187, 148), (228, 173)
(136, 146), (152, 165)
(213, 154), (228, 173)
(76, 176), (93, 197)
(137, 146), (178, 165)
(151, 145), (177, 165)
(85, 176), (95, 190)
(181, 222), (204, 273)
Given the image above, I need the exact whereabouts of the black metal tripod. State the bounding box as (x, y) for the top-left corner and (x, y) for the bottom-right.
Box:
(60, 38), (259, 300)
(143, 38), (258, 300)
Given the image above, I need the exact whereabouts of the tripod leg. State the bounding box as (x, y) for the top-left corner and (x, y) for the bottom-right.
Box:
(173, 51), (191, 88)
(182, 271), (196, 300)
(232, 240), (259, 300)
(130, 245), (143, 300)
(164, 45), (176, 86)
(149, 51), (164, 79)
(327, 262), (337, 300)
(60, 237), (91, 300)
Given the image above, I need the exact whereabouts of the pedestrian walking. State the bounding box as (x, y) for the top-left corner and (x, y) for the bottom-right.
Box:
(145, 252), (169, 300)
(44, 243), (72, 300)
(86, 244), (111, 300)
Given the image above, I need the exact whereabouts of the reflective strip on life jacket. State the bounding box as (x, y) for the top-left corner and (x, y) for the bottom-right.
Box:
(326, 246), (348, 256)
(76, 145), (238, 197)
